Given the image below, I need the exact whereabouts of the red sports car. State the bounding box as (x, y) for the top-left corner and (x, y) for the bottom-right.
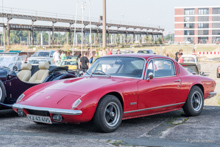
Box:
(13, 54), (216, 132)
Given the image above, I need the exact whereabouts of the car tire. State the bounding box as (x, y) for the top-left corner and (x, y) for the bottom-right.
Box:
(217, 72), (220, 78)
(93, 95), (123, 133)
(0, 80), (6, 109)
(183, 86), (204, 116)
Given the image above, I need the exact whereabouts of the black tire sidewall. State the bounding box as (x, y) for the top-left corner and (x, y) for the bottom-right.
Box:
(183, 86), (204, 116)
(94, 95), (123, 133)
(0, 80), (6, 106)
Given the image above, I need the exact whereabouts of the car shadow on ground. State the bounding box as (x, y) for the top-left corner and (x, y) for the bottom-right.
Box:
(203, 72), (210, 76)
(0, 109), (18, 119)
(24, 109), (185, 135)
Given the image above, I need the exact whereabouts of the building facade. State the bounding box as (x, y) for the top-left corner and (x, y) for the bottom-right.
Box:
(175, 6), (220, 44)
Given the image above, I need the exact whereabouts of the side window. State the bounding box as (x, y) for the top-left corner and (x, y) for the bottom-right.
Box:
(146, 60), (153, 78)
(153, 59), (176, 78)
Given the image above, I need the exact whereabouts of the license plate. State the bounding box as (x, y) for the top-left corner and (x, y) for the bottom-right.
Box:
(27, 114), (52, 124)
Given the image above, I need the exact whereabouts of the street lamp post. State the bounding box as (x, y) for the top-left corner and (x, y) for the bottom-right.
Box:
(89, 0), (92, 53)
(102, 0), (106, 49)
(73, 1), (78, 55)
(81, 1), (85, 55)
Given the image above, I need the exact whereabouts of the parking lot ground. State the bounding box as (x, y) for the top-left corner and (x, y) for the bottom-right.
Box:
(1, 106), (220, 147)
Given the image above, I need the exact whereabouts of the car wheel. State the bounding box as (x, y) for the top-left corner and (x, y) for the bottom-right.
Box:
(0, 81), (6, 109)
(183, 86), (204, 116)
(93, 95), (123, 133)
(217, 72), (220, 78)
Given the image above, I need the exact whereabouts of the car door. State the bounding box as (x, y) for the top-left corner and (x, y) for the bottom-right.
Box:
(137, 58), (181, 111)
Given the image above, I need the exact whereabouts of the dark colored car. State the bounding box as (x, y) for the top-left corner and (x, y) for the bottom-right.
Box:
(0, 62), (76, 109)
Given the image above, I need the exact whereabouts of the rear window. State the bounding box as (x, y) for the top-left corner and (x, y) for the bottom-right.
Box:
(182, 65), (199, 74)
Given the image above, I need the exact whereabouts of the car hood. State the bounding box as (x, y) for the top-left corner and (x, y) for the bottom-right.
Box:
(20, 76), (128, 108)
(44, 76), (126, 94)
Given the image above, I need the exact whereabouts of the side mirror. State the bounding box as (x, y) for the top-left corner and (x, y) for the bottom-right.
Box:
(192, 72), (196, 75)
(147, 73), (154, 80)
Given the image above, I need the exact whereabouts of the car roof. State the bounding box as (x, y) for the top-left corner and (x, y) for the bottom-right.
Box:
(181, 55), (197, 58)
(100, 54), (172, 61)
(36, 50), (56, 52)
(138, 49), (153, 51)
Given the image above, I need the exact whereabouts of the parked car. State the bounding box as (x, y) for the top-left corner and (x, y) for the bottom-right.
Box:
(0, 62), (75, 109)
(217, 66), (220, 78)
(60, 59), (78, 71)
(180, 55), (202, 75)
(13, 54), (216, 132)
(112, 49), (134, 54)
(0, 52), (25, 71)
(137, 49), (155, 54)
(27, 50), (56, 64)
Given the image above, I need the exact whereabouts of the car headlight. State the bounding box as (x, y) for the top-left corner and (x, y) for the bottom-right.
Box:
(72, 99), (82, 109)
(16, 94), (25, 103)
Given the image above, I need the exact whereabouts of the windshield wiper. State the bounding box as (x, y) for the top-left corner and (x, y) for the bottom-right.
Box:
(92, 71), (111, 77)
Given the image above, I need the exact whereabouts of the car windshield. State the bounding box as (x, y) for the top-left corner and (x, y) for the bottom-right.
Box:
(61, 60), (77, 65)
(86, 57), (145, 78)
(138, 50), (151, 54)
(29, 60), (48, 64)
(0, 56), (16, 68)
(182, 57), (196, 63)
(65, 56), (77, 60)
(32, 52), (50, 57)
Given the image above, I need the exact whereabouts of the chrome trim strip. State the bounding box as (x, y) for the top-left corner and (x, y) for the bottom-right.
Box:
(208, 91), (217, 99)
(13, 104), (82, 115)
(124, 102), (185, 114)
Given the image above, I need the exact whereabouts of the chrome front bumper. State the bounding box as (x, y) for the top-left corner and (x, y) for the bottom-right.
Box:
(13, 104), (82, 115)
(208, 92), (217, 99)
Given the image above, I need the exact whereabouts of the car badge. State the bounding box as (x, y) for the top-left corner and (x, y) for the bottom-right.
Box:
(46, 96), (50, 99)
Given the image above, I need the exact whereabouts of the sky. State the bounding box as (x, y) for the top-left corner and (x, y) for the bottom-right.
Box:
(1, 0), (220, 33)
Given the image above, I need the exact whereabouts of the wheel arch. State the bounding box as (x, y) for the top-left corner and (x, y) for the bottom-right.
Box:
(192, 84), (204, 94)
(98, 91), (124, 110)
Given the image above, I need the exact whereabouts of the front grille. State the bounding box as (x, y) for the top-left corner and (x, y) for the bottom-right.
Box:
(26, 109), (50, 116)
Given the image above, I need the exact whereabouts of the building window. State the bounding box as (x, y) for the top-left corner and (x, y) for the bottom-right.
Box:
(213, 8), (220, 14)
(198, 8), (209, 15)
(213, 16), (220, 21)
(212, 23), (220, 28)
(198, 16), (209, 21)
(212, 30), (220, 35)
(198, 23), (209, 28)
(184, 23), (194, 28)
(184, 9), (195, 15)
(184, 30), (194, 35)
(198, 30), (209, 35)
(212, 37), (220, 44)
(198, 37), (208, 44)
(184, 16), (195, 22)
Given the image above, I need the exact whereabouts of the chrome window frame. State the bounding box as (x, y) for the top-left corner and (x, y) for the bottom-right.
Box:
(84, 56), (147, 80)
(144, 58), (177, 79)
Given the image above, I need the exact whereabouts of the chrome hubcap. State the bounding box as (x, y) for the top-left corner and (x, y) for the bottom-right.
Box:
(0, 87), (2, 101)
(104, 102), (120, 127)
(191, 91), (202, 112)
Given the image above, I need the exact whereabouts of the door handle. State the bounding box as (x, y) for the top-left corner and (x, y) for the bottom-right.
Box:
(174, 80), (181, 82)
